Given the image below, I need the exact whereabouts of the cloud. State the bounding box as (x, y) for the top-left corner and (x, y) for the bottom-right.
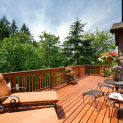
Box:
(0, 0), (121, 44)
(1, 6), (6, 12)
(56, 24), (70, 43)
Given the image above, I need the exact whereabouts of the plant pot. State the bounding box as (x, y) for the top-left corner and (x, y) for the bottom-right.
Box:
(71, 80), (76, 84)
(111, 75), (120, 82)
(101, 74), (105, 77)
(65, 72), (70, 75)
(107, 57), (113, 61)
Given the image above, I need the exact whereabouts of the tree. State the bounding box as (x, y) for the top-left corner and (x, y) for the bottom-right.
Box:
(38, 31), (61, 68)
(0, 16), (11, 41)
(62, 18), (95, 65)
(20, 23), (31, 36)
(1, 15), (11, 27)
(83, 27), (117, 64)
(20, 23), (38, 47)
(0, 33), (41, 73)
(11, 19), (18, 34)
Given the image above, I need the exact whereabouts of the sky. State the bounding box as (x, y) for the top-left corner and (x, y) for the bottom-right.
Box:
(0, 0), (122, 43)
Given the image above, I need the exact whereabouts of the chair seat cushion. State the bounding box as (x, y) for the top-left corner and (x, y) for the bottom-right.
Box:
(109, 92), (123, 103)
(0, 73), (11, 103)
(2, 91), (58, 107)
(0, 107), (59, 123)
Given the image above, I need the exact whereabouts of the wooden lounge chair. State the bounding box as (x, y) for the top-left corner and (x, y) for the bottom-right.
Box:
(0, 73), (58, 112)
(0, 107), (59, 123)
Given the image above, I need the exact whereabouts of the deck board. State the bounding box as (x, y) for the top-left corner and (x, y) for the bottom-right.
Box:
(1, 75), (123, 123)
(53, 76), (123, 123)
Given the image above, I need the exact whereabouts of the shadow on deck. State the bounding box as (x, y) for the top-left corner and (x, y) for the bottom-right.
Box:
(1, 75), (123, 123)
(51, 75), (123, 123)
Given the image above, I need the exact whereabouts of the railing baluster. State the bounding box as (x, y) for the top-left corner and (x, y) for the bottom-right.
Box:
(49, 70), (52, 89)
(37, 73), (39, 90)
(18, 76), (20, 92)
(59, 71), (60, 83)
(47, 72), (48, 87)
(56, 71), (57, 83)
(42, 73), (44, 88)
(22, 76), (24, 89)
(35, 74), (36, 91)
(40, 73), (41, 89)
(29, 75), (30, 92)
(45, 72), (46, 87)
(32, 74), (33, 91)
(25, 75), (27, 92)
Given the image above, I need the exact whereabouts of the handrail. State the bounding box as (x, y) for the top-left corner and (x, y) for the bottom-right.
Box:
(2, 65), (85, 93)
(2, 65), (114, 93)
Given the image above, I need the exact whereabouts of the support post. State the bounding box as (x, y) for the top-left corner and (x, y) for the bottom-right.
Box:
(11, 75), (16, 93)
(49, 70), (52, 89)
(100, 66), (102, 76)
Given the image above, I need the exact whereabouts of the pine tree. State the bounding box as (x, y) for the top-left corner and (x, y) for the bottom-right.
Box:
(20, 23), (31, 36)
(0, 15), (11, 41)
(62, 18), (95, 65)
(11, 19), (18, 34)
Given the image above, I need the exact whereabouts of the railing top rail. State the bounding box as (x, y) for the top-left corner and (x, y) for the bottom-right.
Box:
(2, 64), (114, 77)
(86, 65), (113, 67)
(2, 65), (86, 77)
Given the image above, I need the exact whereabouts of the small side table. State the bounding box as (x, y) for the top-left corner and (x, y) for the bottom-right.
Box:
(82, 90), (104, 111)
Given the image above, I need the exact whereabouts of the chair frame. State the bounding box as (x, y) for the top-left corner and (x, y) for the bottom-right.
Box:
(0, 86), (57, 113)
(107, 90), (123, 118)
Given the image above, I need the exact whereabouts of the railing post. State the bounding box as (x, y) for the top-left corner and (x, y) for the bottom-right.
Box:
(100, 66), (102, 76)
(78, 67), (80, 78)
(49, 70), (52, 89)
(11, 75), (16, 93)
(85, 65), (86, 75)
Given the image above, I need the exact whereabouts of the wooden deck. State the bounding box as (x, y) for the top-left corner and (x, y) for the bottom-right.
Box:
(51, 75), (123, 123)
(1, 75), (123, 123)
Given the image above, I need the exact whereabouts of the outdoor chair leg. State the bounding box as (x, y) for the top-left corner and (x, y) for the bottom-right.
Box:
(94, 98), (98, 112)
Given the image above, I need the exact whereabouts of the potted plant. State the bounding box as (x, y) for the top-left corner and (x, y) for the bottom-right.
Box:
(71, 77), (76, 84)
(65, 66), (73, 84)
(101, 67), (110, 77)
(98, 51), (118, 62)
(70, 71), (76, 84)
(109, 65), (122, 81)
(65, 66), (72, 74)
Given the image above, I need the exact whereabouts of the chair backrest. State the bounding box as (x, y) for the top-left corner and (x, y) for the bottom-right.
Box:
(119, 71), (123, 81)
(0, 73), (11, 103)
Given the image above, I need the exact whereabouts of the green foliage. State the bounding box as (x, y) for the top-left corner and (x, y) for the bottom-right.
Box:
(0, 33), (41, 73)
(62, 18), (95, 65)
(0, 15), (118, 73)
(38, 31), (61, 68)
(20, 23), (30, 36)
(83, 27), (117, 64)
(11, 19), (18, 34)
(0, 19), (11, 41)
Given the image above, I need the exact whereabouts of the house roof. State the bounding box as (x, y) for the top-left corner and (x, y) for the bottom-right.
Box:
(110, 22), (123, 33)
(110, 22), (123, 46)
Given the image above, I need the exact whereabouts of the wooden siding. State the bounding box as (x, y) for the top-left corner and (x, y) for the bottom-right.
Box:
(118, 32), (123, 71)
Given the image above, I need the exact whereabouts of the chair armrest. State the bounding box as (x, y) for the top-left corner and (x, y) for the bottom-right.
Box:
(11, 87), (26, 92)
(0, 105), (4, 112)
(0, 95), (20, 106)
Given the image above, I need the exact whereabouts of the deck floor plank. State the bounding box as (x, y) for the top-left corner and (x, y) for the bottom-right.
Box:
(52, 76), (123, 123)
(2, 75), (123, 123)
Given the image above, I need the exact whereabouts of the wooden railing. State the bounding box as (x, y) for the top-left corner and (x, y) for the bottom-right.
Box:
(2, 65), (113, 93)
(85, 65), (113, 76)
(2, 65), (86, 93)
